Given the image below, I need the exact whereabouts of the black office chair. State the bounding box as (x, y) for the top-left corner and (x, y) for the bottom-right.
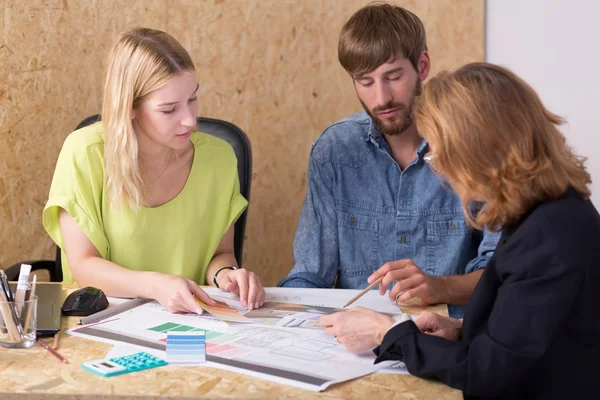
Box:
(6, 115), (252, 281)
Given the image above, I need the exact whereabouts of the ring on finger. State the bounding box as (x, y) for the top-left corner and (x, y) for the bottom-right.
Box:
(395, 290), (407, 302)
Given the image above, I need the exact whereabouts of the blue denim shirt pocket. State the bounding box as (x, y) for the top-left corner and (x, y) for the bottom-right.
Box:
(426, 218), (472, 276)
(336, 211), (379, 283)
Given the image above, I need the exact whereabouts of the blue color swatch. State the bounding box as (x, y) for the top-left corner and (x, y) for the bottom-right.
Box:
(166, 331), (206, 364)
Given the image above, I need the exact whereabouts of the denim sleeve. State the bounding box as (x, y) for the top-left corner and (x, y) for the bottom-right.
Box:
(464, 226), (501, 274)
(278, 145), (339, 288)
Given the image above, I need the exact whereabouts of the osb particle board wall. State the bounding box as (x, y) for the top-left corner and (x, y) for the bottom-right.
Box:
(0, 0), (483, 285)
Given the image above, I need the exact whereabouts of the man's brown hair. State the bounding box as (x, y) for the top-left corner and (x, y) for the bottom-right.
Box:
(338, 2), (427, 77)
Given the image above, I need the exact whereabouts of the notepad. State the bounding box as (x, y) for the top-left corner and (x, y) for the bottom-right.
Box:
(166, 331), (205, 364)
(79, 298), (153, 325)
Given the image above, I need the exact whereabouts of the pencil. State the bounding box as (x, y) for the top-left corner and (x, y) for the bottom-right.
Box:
(52, 330), (61, 350)
(0, 288), (19, 341)
(37, 338), (69, 364)
(343, 276), (384, 308)
(23, 275), (37, 333)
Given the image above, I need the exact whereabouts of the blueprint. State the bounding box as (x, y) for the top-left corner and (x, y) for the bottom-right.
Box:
(68, 288), (406, 391)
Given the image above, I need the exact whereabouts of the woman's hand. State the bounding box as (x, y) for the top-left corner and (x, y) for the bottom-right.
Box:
(415, 311), (463, 341)
(152, 273), (216, 314)
(318, 307), (395, 354)
(216, 268), (266, 310)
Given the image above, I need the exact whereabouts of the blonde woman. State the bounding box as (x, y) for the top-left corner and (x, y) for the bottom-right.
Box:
(319, 63), (600, 398)
(43, 28), (265, 313)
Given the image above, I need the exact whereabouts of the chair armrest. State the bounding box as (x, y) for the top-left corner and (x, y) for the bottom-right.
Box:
(5, 260), (57, 281)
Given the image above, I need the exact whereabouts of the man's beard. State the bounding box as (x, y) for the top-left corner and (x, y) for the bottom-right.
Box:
(361, 80), (423, 137)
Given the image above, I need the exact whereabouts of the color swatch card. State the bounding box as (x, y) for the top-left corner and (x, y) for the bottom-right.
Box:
(194, 298), (252, 324)
(166, 331), (206, 364)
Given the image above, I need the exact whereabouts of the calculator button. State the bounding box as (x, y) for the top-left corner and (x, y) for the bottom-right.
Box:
(83, 352), (167, 377)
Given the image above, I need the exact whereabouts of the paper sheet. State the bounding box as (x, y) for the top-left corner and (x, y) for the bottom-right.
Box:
(377, 362), (409, 374)
(70, 289), (401, 391)
(205, 291), (411, 375)
(203, 287), (403, 314)
(203, 290), (412, 375)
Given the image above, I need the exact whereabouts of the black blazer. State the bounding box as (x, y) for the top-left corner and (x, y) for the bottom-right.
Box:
(374, 188), (600, 399)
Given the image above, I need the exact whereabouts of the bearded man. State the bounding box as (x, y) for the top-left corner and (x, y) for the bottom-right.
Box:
(278, 3), (500, 318)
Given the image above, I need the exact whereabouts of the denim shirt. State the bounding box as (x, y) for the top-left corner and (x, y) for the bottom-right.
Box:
(278, 111), (501, 318)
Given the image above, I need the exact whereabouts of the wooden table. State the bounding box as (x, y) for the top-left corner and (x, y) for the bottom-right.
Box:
(0, 287), (461, 399)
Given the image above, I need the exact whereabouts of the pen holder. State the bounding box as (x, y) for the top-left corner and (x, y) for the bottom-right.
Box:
(0, 297), (37, 348)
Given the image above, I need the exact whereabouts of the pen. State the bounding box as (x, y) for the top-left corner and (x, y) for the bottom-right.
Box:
(0, 270), (14, 302)
(14, 263), (31, 316)
(343, 277), (384, 307)
(37, 338), (69, 364)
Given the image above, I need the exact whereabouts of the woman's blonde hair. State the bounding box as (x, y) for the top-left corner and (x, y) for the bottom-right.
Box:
(416, 62), (591, 230)
(102, 27), (195, 208)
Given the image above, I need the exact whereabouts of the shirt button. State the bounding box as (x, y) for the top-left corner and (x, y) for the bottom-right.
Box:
(349, 216), (356, 224)
(451, 223), (457, 230)
(400, 236), (407, 243)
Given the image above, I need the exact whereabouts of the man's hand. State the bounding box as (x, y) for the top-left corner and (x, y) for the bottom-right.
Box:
(368, 259), (447, 304)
